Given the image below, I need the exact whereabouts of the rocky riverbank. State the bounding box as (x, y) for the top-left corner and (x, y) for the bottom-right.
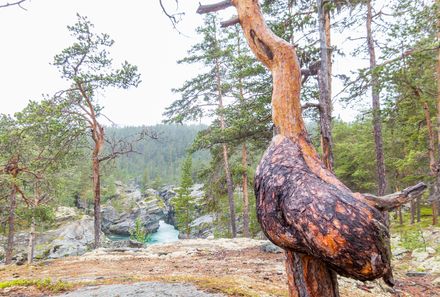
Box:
(0, 182), (216, 264)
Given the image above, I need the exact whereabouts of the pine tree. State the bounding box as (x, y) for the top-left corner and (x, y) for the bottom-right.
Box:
(173, 155), (196, 238)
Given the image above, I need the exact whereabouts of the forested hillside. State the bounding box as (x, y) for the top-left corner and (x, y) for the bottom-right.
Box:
(107, 124), (209, 185)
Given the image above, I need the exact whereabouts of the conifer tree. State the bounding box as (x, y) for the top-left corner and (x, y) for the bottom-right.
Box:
(173, 155), (196, 238)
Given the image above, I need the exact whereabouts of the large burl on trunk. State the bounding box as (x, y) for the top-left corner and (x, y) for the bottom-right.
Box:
(197, 0), (426, 296)
(256, 135), (392, 281)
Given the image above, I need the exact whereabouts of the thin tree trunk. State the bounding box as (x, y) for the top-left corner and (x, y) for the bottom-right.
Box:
(416, 197), (421, 223)
(367, 5), (392, 283)
(241, 143), (250, 237)
(420, 97), (436, 224)
(27, 213), (36, 264)
(235, 28), (250, 237)
(435, 2), (440, 225)
(367, 0), (387, 197)
(398, 207), (403, 225)
(214, 36), (237, 237)
(317, 0), (334, 172)
(93, 155), (101, 248)
(5, 187), (17, 265)
(422, 101), (436, 173)
(410, 200), (415, 224)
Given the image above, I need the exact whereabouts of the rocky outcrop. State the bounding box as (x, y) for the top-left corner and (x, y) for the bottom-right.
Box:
(101, 184), (167, 236)
(46, 217), (105, 259)
(157, 185), (177, 226)
(158, 184), (216, 239)
(0, 212), (104, 262)
(188, 214), (214, 239)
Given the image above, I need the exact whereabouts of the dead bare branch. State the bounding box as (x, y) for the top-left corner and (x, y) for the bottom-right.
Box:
(0, 0), (28, 10)
(197, 0), (232, 14)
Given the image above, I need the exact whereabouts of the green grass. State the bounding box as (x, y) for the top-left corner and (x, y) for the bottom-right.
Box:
(390, 206), (433, 233)
(0, 278), (73, 293)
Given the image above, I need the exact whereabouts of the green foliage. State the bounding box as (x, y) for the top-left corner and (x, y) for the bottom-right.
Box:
(107, 124), (209, 186)
(0, 278), (73, 293)
(400, 229), (426, 251)
(129, 217), (151, 243)
(53, 14), (140, 90)
(173, 155), (196, 238)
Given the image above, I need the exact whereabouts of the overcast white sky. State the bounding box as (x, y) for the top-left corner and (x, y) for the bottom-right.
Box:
(0, 0), (210, 126)
(0, 0), (367, 126)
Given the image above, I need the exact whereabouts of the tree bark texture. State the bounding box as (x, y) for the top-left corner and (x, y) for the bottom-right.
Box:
(317, 0), (334, 172)
(285, 250), (339, 297)
(367, 0), (387, 197)
(5, 187), (17, 265)
(256, 136), (394, 281)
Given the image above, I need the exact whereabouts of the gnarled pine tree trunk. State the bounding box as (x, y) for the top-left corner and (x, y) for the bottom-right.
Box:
(198, 1), (426, 295)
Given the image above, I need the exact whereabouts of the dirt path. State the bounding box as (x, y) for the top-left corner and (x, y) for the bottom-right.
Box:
(0, 239), (438, 297)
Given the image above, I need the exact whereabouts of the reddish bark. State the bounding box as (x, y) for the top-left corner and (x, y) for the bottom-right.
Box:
(197, 0), (427, 295)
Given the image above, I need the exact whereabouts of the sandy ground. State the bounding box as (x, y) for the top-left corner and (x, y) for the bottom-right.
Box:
(0, 238), (438, 297)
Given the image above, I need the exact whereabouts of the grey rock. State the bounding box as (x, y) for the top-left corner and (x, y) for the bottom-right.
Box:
(47, 217), (104, 259)
(260, 241), (283, 254)
(189, 214), (214, 239)
(412, 248), (430, 262)
(405, 271), (428, 277)
(55, 207), (79, 222)
(101, 183), (167, 236)
(55, 282), (225, 297)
